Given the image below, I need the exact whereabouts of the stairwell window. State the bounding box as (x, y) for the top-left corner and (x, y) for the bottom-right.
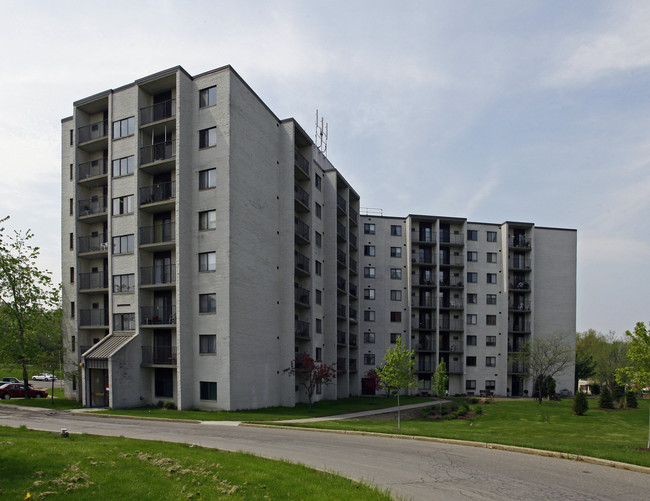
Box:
(199, 293), (216, 313)
(199, 252), (216, 272)
(199, 210), (217, 230)
(199, 127), (217, 149)
(199, 86), (216, 108)
(199, 335), (216, 354)
(199, 168), (216, 189)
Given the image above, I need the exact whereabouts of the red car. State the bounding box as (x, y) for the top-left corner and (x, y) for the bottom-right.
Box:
(0, 383), (48, 399)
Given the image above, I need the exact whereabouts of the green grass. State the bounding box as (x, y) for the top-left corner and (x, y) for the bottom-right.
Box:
(0, 426), (394, 500)
(0, 395), (82, 410)
(278, 398), (650, 468)
(94, 395), (432, 421)
(0, 363), (62, 381)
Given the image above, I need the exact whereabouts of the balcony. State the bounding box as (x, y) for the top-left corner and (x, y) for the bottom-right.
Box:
(349, 307), (357, 322)
(349, 333), (357, 347)
(349, 233), (357, 249)
(337, 249), (347, 267)
(337, 194), (347, 215)
(448, 361), (463, 373)
(439, 256), (464, 267)
(417, 319), (435, 330)
(439, 299), (464, 310)
(140, 181), (175, 208)
(439, 278), (464, 288)
(337, 221), (347, 241)
(294, 218), (310, 244)
(337, 276), (346, 293)
(140, 141), (175, 166)
(337, 330), (346, 345)
(417, 361), (433, 372)
(294, 285), (310, 307)
(509, 301), (531, 312)
(78, 271), (108, 291)
(78, 158), (108, 183)
(78, 233), (108, 254)
(140, 305), (176, 326)
(78, 309), (108, 328)
(418, 277), (436, 287)
(439, 318), (464, 331)
(414, 255), (436, 265)
(337, 303), (346, 319)
(508, 361), (529, 374)
(141, 345), (177, 366)
(349, 207), (358, 225)
(509, 236), (532, 250)
(77, 120), (108, 151)
(78, 196), (107, 219)
(509, 322), (531, 334)
(439, 233), (464, 245)
(509, 280), (532, 291)
(295, 319), (310, 340)
(509, 258), (531, 270)
(349, 284), (357, 297)
(293, 251), (310, 276)
(349, 358), (357, 372)
(415, 231), (436, 244)
(294, 184), (310, 211)
(416, 297), (434, 308)
(349, 258), (358, 274)
(294, 150), (310, 179)
(337, 357), (347, 372)
(440, 339), (464, 352)
(140, 264), (176, 287)
(140, 99), (176, 126)
(139, 222), (175, 247)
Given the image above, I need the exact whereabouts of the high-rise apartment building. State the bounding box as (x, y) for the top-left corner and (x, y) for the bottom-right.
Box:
(62, 65), (576, 410)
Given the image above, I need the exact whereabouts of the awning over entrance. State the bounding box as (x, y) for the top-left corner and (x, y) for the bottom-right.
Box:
(83, 332), (136, 361)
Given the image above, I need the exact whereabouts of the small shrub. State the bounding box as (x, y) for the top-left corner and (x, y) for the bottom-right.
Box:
(457, 404), (469, 417)
(612, 384), (625, 403)
(164, 402), (177, 410)
(573, 391), (588, 416)
(470, 398), (479, 404)
(591, 383), (600, 395)
(626, 391), (638, 409)
(599, 386), (614, 409)
(474, 406), (483, 415)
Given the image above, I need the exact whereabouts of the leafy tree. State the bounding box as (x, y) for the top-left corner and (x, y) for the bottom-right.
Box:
(599, 386), (614, 409)
(626, 391), (638, 409)
(0, 217), (59, 398)
(375, 336), (416, 429)
(574, 332), (595, 393)
(572, 391), (588, 416)
(284, 352), (336, 412)
(432, 358), (448, 415)
(577, 329), (628, 392)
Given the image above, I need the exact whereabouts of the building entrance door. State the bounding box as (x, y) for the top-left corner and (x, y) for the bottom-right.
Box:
(89, 368), (108, 407)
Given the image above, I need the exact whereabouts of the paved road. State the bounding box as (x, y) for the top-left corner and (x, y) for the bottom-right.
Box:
(1, 405), (649, 501)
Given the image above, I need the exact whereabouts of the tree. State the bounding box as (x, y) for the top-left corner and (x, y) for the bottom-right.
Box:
(616, 322), (650, 448)
(574, 332), (595, 393)
(577, 329), (628, 393)
(514, 333), (574, 404)
(0, 217), (59, 398)
(599, 386), (614, 409)
(573, 391), (588, 416)
(432, 358), (448, 415)
(362, 370), (382, 395)
(374, 336), (416, 429)
(284, 352), (336, 412)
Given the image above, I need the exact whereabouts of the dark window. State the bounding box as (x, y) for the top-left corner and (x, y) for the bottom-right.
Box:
(113, 313), (135, 330)
(390, 225), (402, 236)
(70, 301), (75, 319)
(113, 274), (135, 293)
(467, 314), (477, 325)
(199, 293), (216, 313)
(70, 233), (74, 250)
(487, 273), (497, 284)
(199, 86), (216, 108)
(315, 347), (322, 361)
(316, 318), (322, 333)
(467, 251), (478, 262)
(467, 293), (477, 304)
(199, 127), (217, 148)
(486, 335), (497, 346)
(485, 380), (496, 391)
(112, 195), (134, 215)
(467, 230), (478, 241)
(467, 272), (477, 283)
(487, 231), (497, 242)
(364, 267), (375, 278)
(112, 156), (135, 177)
(199, 210), (217, 230)
(364, 245), (375, 256)
(466, 356), (476, 366)
(70, 267), (75, 283)
(466, 379), (476, 390)
(390, 290), (402, 301)
(363, 354), (375, 365)
(467, 335), (477, 346)
(315, 174), (322, 190)
(200, 381), (217, 400)
(315, 202), (322, 219)
(390, 311), (402, 322)
(364, 289), (375, 300)
(390, 268), (402, 279)
(112, 234), (134, 254)
(199, 168), (216, 189)
(315, 261), (322, 276)
(390, 333), (400, 343)
(486, 294), (497, 305)
(315, 231), (322, 248)
(487, 252), (497, 263)
(364, 332), (375, 343)
(71, 335), (76, 352)
(364, 223), (375, 235)
(390, 247), (402, 258)
(486, 315), (497, 326)
(200, 335), (216, 354)
(486, 357), (496, 367)
(199, 252), (216, 272)
(315, 289), (322, 305)
(364, 311), (375, 322)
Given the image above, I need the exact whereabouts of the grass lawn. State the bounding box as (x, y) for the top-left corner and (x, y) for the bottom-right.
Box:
(279, 398), (650, 468)
(0, 426), (394, 500)
(93, 395), (432, 421)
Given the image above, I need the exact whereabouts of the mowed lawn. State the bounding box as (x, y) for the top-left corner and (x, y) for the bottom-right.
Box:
(0, 426), (394, 501)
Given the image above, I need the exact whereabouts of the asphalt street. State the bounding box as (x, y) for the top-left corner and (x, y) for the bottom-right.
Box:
(1, 405), (649, 501)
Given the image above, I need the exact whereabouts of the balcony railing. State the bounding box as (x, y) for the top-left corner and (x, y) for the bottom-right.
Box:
(295, 319), (310, 339)
(140, 99), (176, 125)
(509, 322), (531, 333)
(418, 319), (434, 330)
(349, 206), (358, 224)
(140, 181), (175, 205)
(78, 120), (108, 144)
(337, 249), (347, 266)
(78, 271), (107, 290)
(508, 362), (529, 373)
(439, 299), (463, 309)
(415, 255), (436, 265)
(418, 298), (434, 308)
(294, 184), (310, 208)
(416, 232), (435, 243)
(439, 278), (464, 288)
(337, 303), (346, 319)
(141, 345), (177, 366)
(139, 222), (175, 245)
(349, 358), (357, 372)
(418, 361), (433, 372)
(509, 236), (532, 249)
(337, 330), (346, 345)
(78, 233), (108, 254)
(295, 251), (310, 275)
(440, 233), (464, 245)
(337, 357), (347, 372)
(295, 285), (310, 307)
(349, 307), (357, 321)
(78, 196), (107, 217)
(140, 305), (176, 325)
(349, 233), (357, 249)
(140, 141), (175, 165)
(337, 276), (346, 292)
(440, 339), (464, 351)
(419, 277), (435, 286)
(448, 361), (463, 373)
(337, 221), (347, 240)
(337, 194), (346, 213)
(294, 150), (310, 177)
(509, 301), (531, 311)
(294, 218), (310, 243)
(349, 258), (357, 274)
(509, 280), (532, 291)
(79, 309), (108, 327)
(439, 318), (464, 331)
(349, 333), (357, 347)
(78, 158), (108, 180)
(440, 256), (464, 267)
(140, 264), (176, 286)
(349, 284), (357, 297)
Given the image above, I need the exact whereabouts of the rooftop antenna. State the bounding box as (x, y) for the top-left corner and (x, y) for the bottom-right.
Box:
(315, 109), (328, 157)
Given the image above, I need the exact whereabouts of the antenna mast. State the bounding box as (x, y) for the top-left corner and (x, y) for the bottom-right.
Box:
(315, 109), (328, 157)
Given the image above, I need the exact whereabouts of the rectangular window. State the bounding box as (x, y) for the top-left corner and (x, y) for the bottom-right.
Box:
(70, 233), (74, 250)
(199, 127), (217, 148)
(113, 117), (135, 139)
(364, 245), (375, 256)
(467, 230), (478, 241)
(486, 335), (497, 346)
(486, 315), (497, 326)
(390, 290), (402, 301)
(199, 168), (216, 189)
(486, 357), (496, 367)
(70, 301), (75, 318)
(466, 380), (476, 390)
(363, 354), (375, 365)
(112, 155), (135, 177)
(467, 272), (477, 283)
(467, 293), (477, 304)
(113, 313), (135, 331)
(200, 381), (217, 400)
(199, 210), (217, 230)
(315, 231), (322, 248)
(315, 347), (322, 361)
(390, 333), (400, 343)
(486, 294), (497, 305)
(390, 225), (402, 236)
(70, 163), (74, 180)
(69, 198), (73, 215)
(70, 267), (75, 283)
(467, 335), (477, 346)
(364, 223), (375, 235)
(364, 267), (375, 278)
(364, 311), (375, 322)
(69, 130), (74, 146)
(390, 311), (402, 322)
(390, 268), (402, 279)
(315, 261), (322, 276)
(199, 335), (216, 354)
(487, 231), (497, 242)
(112, 234), (134, 254)
(467, 251), (478, 262)
(485, 380), (496, 391)
(487, 273), (497, 284)
(487, 252), (497, 263)
(364, 288), (375, 300)
(199, 86), (216, 108)
(113, 274), (135, 293)
(316, 318), (322, 333)
(315, 202), (322, 219)
(364, 332), (375, 343)
(466, 356), (476, 366)
(315, 174), (322, 190)
(467, 314), (477, 325)
(315, 289), (322, 305)
(199, 293), (217, 313)
(199, 252), (216, 271)
(390, 247), (402, 258)
(316, 382), (322, 395)
(112, 195), (134, 215)
(71, 336), (76, 352)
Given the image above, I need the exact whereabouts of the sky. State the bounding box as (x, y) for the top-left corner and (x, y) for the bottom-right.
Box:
(0, 1), (648, 337)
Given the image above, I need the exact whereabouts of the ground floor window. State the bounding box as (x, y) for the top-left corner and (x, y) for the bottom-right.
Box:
(155, 368), (173, 398)
(200, 381), (217, 400)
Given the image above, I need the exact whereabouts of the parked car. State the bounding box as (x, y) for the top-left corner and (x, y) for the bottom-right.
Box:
(32, 373), (57, 381)
(1, 377), (20, 383)
(0, 383), (48, 399)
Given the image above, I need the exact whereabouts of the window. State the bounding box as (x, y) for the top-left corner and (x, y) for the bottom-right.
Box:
(199, 127), (217, 148)
(315, 231), (322, 248)
(112, 155), (134, 177)
(486, 294), (497, 305)
(199, 252), (216, 271)
(315, 260), (322, 276)
(316, 318), (322, 333)
(390, 268), (402, 279)
(112, 234), (134, 254)
(467, 314), (477, 325)
(364, 288), (375, 300)
(390, 225), (402, 236)
(467, 251), (478, 262)
(71, 336), (76, 352)
(70, 301), (75, 318)
(69, 198), (73, 215)
(70, 267), (75, 283)
(315, 289), (322, 305)
(113, 117), (135, 139)
(466, 356), (477, 366)
(155, 368), (173, 398)
(467, 335), (477, 346)
(316, 382), (322, 395)
(486, 357), (496, 367)
(487, 231), (497, 242)
(390, 333), (400, 343)
(466, 380), (476, 390)
(363, 354), (375, 365)
(70, 233), (74, 250)
(364, 245), (375, 256)
(69, 130), (74, 146)
(487, 273), (497, 284)
(390, 290), (402, 301)
(199, 86), (216, 108)
(487, 252), (497, 263)
(199, 210), (217, 230)
(467, 229), (478, 241)
(486, 335), (497, 346)
(199, 293), (217, 313)
(315, 347), (322, 361)
(199, 168), (216, 189)
(485, 380), (496, 391)
(390, 246), (402, 258)
(112, 195), (134, 215)
(486, 315), (497, 326)
(315, 174), (322, 190)
(364, 267), (375, 278)
(390, 311), (402, 322)
(315, 202), (322, 219)
(200, 381), (217, 400)
(364, 332), (375, 343)
(200, 335), (216, 354)
(364, 223), (375, 235)
(113, 274), (135, 293)
(364, 310), (375, 322)
(70, 163), (74, 180)
(113, 313), (135, 331)
(467, 293), (477, 304)
(467, 272), (477, 283)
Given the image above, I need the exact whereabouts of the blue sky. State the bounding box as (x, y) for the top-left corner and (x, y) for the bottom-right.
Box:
(1, 1), (648, 336)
